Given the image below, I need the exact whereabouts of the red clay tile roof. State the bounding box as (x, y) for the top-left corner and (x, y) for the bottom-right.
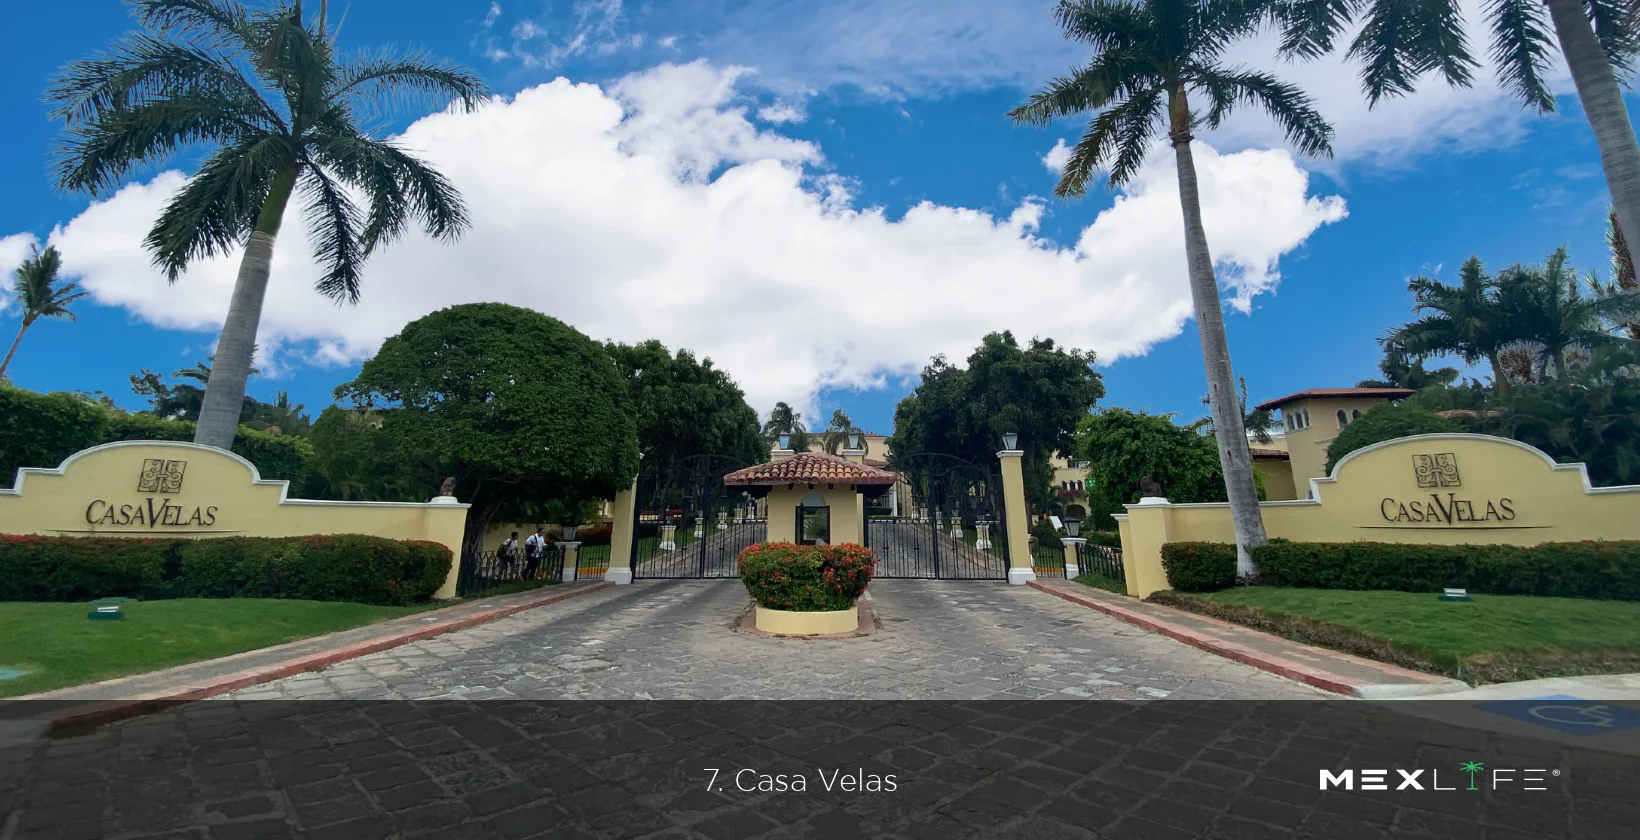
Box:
(723, 452), (899, 486)
(1249, 448), (1290, 460)
(1254, 387), (1414, 411)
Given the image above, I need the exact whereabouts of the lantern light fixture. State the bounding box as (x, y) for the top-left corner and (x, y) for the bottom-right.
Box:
(1001, 431), (1019, 450)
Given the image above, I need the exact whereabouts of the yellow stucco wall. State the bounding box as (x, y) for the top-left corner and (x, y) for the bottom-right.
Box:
(1115, 434), (1640, 597)
(0, 441), (471, 598)
(1280, 397), (1393, 493)
(764, 484), (864, 545)
(1256, 458), (1298, 502)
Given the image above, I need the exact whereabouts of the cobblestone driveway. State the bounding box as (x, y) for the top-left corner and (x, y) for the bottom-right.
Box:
(229, 581), (1323, 701)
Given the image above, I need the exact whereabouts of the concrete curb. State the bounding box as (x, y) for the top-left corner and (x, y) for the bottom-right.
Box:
(25, 582), (613, 736)
(1028, 581), (1466, 698)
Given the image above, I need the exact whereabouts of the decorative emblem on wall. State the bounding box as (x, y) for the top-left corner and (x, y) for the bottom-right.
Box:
(137, 459), (187, 494)
(1412, 453), (1460, 488)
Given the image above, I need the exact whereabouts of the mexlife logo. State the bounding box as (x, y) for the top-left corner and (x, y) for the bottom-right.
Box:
(1319, 762), (1560, 792)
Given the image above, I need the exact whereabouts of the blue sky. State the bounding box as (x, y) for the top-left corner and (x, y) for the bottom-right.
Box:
(0, 0), (1628, 437)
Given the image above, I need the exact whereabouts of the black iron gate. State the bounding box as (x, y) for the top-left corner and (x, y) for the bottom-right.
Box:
(632, 454), (766, 579)
(866, 453), (1009, 580)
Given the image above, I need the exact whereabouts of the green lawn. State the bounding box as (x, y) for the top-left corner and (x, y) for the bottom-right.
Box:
(0, 599), (436, 698)
(1195, 587), (1640, 682)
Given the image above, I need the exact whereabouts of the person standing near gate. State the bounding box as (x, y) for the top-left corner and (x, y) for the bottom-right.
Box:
(524, 527), (546, 578)
(500, 531), (520, 574)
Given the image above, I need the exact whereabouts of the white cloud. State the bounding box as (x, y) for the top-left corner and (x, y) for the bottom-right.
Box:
(757, 101), (807, 124)
(31, 62), (1344, 419)
(1041, 139), (1072, 173)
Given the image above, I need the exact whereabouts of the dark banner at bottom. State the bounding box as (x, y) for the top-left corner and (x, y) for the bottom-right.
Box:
(1, 700), (1635, 838)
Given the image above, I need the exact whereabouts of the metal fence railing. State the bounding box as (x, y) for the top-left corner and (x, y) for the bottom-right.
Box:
(1076, 543), (1125, 587)
(573, 544), (611, 580)
(1030, 544), (1067, 578)
(456, 546), (565, 597)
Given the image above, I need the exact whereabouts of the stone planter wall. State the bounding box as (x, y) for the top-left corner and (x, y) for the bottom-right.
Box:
(754, 604), (858, 635)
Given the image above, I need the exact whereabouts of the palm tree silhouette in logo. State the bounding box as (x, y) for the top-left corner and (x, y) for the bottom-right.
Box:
(1459, 761), (1485, 791)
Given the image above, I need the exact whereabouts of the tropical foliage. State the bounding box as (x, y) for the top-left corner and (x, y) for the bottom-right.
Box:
(46, 0), (488, 449)
(819, 409), (866, 455)
(337, 303), (640, 554)
(1012, 0), (1336, 578)
(1323, 404), (1463, 474)
(1074, 408), (1265, 526)
(1, 245), (88, 379)
(888, 331), (1104, 515)
(606, 339), (765, 469)
(761, 402), (812, 452)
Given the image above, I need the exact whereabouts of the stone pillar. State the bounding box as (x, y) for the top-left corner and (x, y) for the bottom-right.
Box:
(1122, 497), (1172, 597)
(975, 521), (992, 550)
(1061, 537), (1085, 578)
(717, 511), (728, 531)
(424, 494), (468, 599)
(998, 448), (1034, 585)
(661, 524), (679, 551)
(558, 542), (581, 582)
(606, 475), (639, 585)
(842, 448), (867, 545)
(692, 518), (704, 539)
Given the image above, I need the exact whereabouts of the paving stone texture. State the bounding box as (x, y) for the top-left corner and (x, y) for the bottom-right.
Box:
(221, 581), (1328, 701)
(2, 582), (1635, 839)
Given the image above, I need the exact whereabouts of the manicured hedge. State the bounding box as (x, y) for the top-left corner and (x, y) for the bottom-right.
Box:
(1160, 542), (1238, 592)
(0, 534), (452, 605)
(0, 384), (312, 488)
(738, 542), (874, 611)
(1159, 539), (1640, 601)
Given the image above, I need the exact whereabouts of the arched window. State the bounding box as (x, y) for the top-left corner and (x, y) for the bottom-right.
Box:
(1337, 409), (1349, 429)
(1352, 409), (1363, 420)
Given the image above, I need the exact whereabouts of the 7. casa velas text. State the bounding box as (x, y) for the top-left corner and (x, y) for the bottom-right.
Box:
(86, 498), (219, 528)
(1379, 493), (1515, 525)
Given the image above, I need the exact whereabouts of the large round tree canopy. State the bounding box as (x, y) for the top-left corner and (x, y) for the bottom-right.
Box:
(339, 303), (640, 502)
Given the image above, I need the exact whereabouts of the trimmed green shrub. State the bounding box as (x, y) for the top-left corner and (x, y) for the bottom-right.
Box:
(1088, 530), (1122, 548)
(1160, 539), (1640, 600)
(0, 385), (109, 489)
(738, 542), (874, 611)
(576, 526), (613, 546)
(1323, 404), (1461, 474)
(1032, 521), (1062, 549)
(1160, 542), (1237, 592)
(0, 534), (451, 605)
(0, 385), (312, 488)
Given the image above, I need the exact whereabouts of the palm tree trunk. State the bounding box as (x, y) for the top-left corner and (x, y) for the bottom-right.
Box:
(1488, 351), (1511, 392)
(1171, 90), (1268, 580)
(1545, 0), (1640, 278)
(194, 165), (299, 450)
(0, 317), (33, 379)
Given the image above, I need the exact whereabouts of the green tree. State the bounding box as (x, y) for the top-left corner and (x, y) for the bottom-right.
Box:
(302, 406), (426, 500)
(1011, 0), (1332, 578)
(762, 401), (812, 451)
(337, 303), (640, 554)
(1, 245), (88, 379)
(244, 390), (313, 436)
(888, 332), (1105, 516)
(1323, 404), (1463, 474)
(1275, 0), (1640, 280)
(1496, 246), (1640, 378)
(1074, 408), (1249, 527)
(1476, 343), (1640, 486)
(606, 339), (765, 468)
(1356, 345), (1461, 391)
(47, 0), (488, 451)
(1386, 257), (1519, 389)
(820, 409), (864, 455)
(129, 357), (264, 422)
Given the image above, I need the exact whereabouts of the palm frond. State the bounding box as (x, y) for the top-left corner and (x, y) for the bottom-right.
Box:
(1189, 65), (1335, 156)
(1270, 0), (1356, 60)
(1586, 0), (1640, 78)
(45, 33), (278, 128)
(129, 0), (252, 50)
(332, 47), (490, 116)
(298, 164), (366, 303)
(1186, 0), (1276, 63)
(1348, 0), (1477, 105)
(1055, 85), (1165, 196)
(1105, 86), (1165, 186)
(1054, 0), (1157, 51)
(143, 135), (294, 279)
(1485, 0), (1557, 111)
(1009, 65), (1109, 126)
(52, 91), (276, 195)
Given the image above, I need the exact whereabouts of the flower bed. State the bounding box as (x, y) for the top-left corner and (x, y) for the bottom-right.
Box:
(738, 542), (875, 634)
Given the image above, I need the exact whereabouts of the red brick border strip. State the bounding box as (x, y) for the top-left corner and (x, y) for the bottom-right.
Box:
(1028, 581), (1459, 697)
(29, 582), (613, 735)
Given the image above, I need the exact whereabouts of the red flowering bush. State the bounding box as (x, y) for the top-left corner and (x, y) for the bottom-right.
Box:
(738, 542), (875, 611)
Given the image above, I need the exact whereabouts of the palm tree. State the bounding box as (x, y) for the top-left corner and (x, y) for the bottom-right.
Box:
(1011, 0), (1334, 579)
(1497, 246), (1640, 377)
(1386, 257), (1519, 390)
(1274, 0), (1640, 278)
(46, 0), (489, 449)
(762, 401), (812, 451)
(820, 408), (864, 454)
(1, 245), (89, 378)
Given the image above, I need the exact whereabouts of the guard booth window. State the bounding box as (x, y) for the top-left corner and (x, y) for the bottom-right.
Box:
(796, 491), (830, 545)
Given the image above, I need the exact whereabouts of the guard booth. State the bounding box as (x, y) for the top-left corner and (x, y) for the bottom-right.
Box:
(721, 439), (897, 547)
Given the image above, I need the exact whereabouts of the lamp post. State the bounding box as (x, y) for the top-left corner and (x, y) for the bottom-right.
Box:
(1001, 431), (1019, 451)
(846, 431), (863, 451)
(777, 432), (791, 450)
(559, 524), (582, 582)
(1060, 516), (1084, 578)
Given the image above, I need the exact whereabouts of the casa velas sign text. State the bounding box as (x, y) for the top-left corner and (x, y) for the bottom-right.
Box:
(1374, 454), (1518, 527)
(84, 458), (220, 529)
